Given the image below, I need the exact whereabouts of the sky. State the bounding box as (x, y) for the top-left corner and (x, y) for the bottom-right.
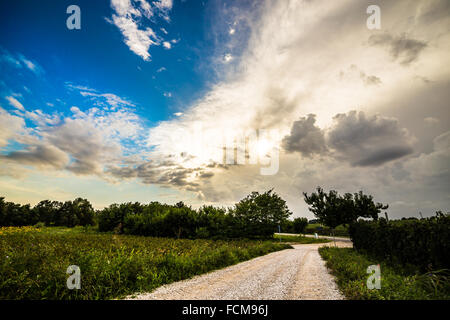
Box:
(0, 0), (449, 219)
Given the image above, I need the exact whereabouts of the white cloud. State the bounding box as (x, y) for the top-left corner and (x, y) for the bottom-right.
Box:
(6, 96), (25, 111)
(111, 14), (159, 61)
(0, 107), (26, 147)
(162, 41), (172, 49)
(0, 50), (44, 75)
(223, 53), (233, 63)
(109, 0), (174, 61)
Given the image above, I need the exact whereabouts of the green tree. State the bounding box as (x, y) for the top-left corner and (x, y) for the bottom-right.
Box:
(234, 189), (292, 238)
(293, 217), (308, 234)
(303, 187), (388, 242)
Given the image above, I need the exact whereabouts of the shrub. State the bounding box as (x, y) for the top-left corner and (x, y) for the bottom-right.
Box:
(349, 212), (450, 271)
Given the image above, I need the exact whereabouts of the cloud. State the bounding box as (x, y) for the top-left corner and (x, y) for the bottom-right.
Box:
(6, 96), (25, 111)
(18, 55), (44, 75)
(0, 50), (44, 75)
(153, 0), (173, 21)
(162, 41), (171, 49)
(283, 111), (414, 167)
(368, 33), (427, 65)
(111, 14), (159, 61)
(0, 145), (69, 169)
(282, 114), (327, 157)
(327, 111), (414, 166)
(223, 53), (233, 63)
(1, 86), (145, 177)
(424, 117), (440, 125)
(0, 107), (26, 147)
(109, 0), (173, 61)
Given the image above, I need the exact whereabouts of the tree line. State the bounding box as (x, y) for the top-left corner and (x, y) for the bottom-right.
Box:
(0, 197), (95, 227)
(0, 190), (298, 239)
(99, 190), (292, 239)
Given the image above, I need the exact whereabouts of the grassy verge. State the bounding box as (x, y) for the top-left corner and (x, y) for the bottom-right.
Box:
(274, 234), (330, 244)
(0, 226), (291, 300)
(319, 246), (450, 300)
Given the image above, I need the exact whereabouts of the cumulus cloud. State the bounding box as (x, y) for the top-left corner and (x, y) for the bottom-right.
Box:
(283, 111), (414, 167)
(282, 114), (327, 157)
(327, 111), (414, 167)
(1, 86), (145, 177)
(368, 33), (427, 66)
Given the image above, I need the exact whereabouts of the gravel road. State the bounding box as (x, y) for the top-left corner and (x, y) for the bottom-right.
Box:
(127, 241), (351, 300)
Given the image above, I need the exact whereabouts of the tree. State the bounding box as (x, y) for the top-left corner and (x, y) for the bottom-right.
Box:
(234, 189), (292, 238)
(293, 217), (308, 234)
(303, 187), (388, 244)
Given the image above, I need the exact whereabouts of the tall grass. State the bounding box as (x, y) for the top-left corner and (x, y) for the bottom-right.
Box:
(0, 226), (291, 299)
(319, 246), (450, 300)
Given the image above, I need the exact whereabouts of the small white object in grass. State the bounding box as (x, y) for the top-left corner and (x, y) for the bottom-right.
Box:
(314, 233), (318, 239)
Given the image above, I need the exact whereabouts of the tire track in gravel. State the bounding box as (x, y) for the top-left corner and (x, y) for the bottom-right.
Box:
(126, 241), (351, 300)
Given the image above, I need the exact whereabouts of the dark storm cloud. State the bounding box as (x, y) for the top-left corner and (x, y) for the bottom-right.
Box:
(282, 114), (327, 156)
(352, 145), (414, 167)
(283, 111), (414, 167)
(368, 33), (427, 65)
(328, 111), (414, 166)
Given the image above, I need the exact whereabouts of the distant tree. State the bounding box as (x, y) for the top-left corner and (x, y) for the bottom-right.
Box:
(293, 217), (308, 234)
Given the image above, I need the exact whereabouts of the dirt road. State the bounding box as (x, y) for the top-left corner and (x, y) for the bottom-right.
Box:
(127, 241), (351, 300)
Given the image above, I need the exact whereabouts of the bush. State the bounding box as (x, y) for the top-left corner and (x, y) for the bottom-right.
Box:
(349, 212), (450, 271)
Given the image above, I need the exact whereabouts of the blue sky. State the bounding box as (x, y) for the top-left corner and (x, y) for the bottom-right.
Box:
(0, 0), (449, 218)
(0, 0), (217, 125)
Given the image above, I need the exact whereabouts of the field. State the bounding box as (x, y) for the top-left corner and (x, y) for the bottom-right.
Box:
(273, 233), (331, 244)
(319, 247), (450, 300)
(0, 226), (291, 300)
(305, 223), (350, 237)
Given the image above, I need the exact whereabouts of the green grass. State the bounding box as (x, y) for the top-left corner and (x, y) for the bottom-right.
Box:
(273, 234), (330, 244)
(319, 246), (450, 300)
(0, 226), (291, 300)
(305, 223), (349, 237)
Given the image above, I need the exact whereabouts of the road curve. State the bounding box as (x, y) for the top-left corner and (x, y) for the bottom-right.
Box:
(126, 241), (351, 300)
